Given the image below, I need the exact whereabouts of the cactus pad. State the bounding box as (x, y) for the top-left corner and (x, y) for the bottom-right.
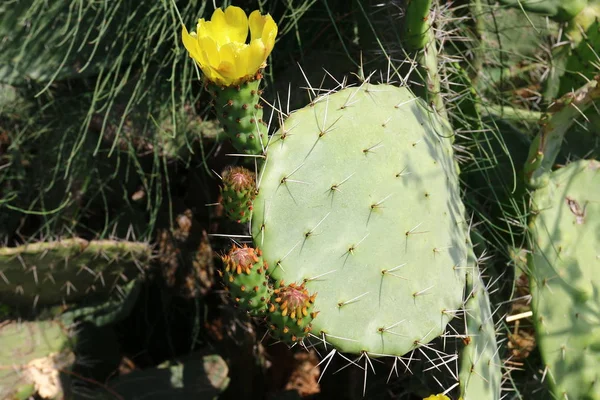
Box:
(221, 244), (271, 315)
(0, 239), (150, 309)
(220, 166), (257, 223)
(0, 320), (75, 399)
(528, 159), (600, 399)
(459, 262), (502, 400)
(251, 83), (470, 356)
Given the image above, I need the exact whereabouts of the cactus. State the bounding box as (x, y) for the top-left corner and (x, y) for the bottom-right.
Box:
(545, 3), (600, 101)
(250, 82), (470, 355)
(0, 320), (75, 400)
(181, 6), (278, 156)
(556, 7), (600, 97)
(527, 159), (600, 400)
(220, 166), (257, 223)
(207, 80), (269, 155)
(458, 258), (502, 400)
(497, 0), (587, 22)
(90, 352), (230, 400)
(403, 0), (434, 51)
(220, 244), (271, 315)
(525, 75), (600, 188)
(0, 238), (150, 310)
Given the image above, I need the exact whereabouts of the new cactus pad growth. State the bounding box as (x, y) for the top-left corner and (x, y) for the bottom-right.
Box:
(267, 280), (317, 343)
(220, 244), (271, 315)
(528, 159), (600, 400)
(220, 166), (257, 223)
(251, 83), (470, 356)
(208, 80), (268, 155)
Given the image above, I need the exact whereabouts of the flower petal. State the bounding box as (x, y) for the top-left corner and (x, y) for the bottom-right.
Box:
(195, 36), (229, 85)
(261, 15), (278, 56)
(196, 18), (211, 39)
(198, 36), (220, 69)
(206, 6), (248, 47)
(223, 6), (248, 43)
(246, 39), (267, 76)
(249, 10), (266, 42)
(217, 42), (243, 82)
(181, 25), (202, 62)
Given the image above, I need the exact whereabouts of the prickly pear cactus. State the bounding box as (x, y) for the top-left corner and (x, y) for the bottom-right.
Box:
(0, 238), (150, 309)
(459, 260), (502, 400)
(0, 320), (75, 399)
(528, 159), (600, 400)
(556, 4), (600, 97)
(251, 83), (470, 355)
(208, 80), (267, 155)
(91, 351), (230, 399)
(497, 0), (587, 21)
(220, 166), (257, 223)
(220, 244), (271, 315)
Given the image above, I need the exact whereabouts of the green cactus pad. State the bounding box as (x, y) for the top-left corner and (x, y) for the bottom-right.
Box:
(207, 77), (267, 155)
(557, 4), (600, 97)
(221, 244), (271, 315)
(251, 83), (469, 356)
(0, 320), (75, 399)
(497, 0), (586, 22)
(267, 280), (317, 343)
(528, 159), (600, 400)
(0, 239), (150, 309)
(220, 166), (257, 224)
(90, 351), (229, 399)
(459, 260), (502, 400)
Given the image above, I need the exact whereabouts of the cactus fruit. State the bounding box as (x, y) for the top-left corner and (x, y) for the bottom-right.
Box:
(220, 244), (271, 315)
(207, 78), (268, 155)
(458, 261), (502, 400)
(251, 83), (470, 355)
(267, 280), (318, 343)
(0, 238), (150, 309)
(0, 320), (75, 399)
(220, 166), (257, 223)
(528, 159), (600, 400)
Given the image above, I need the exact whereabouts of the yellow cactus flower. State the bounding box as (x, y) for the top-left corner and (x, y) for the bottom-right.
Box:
(182, 6), (277, 87)
(423, 395), (451, 400)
